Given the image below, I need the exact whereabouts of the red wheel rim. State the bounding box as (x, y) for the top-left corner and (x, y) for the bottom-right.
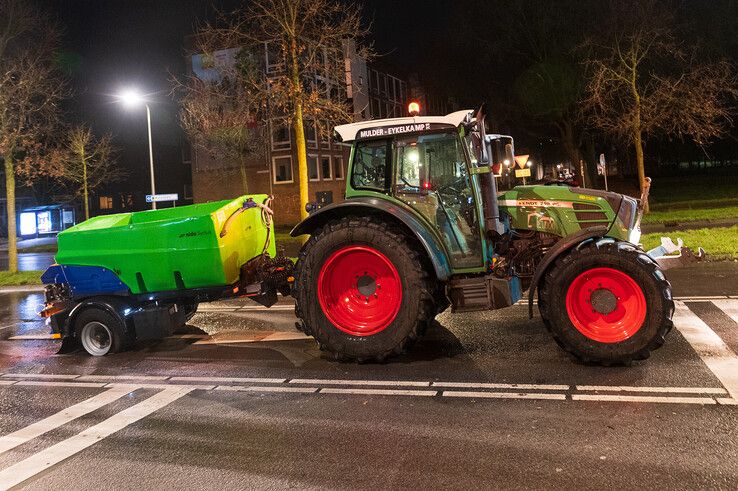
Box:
(317, 245), (402, 336)
(565, 267), (647, 343)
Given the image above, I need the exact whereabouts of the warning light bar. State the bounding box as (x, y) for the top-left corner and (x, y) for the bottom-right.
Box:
(408, 101), (420, 116)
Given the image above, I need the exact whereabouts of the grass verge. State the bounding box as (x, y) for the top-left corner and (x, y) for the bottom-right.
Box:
(0, 270), (43, 286)
(641, 225), (738, 261)
(642, 205), (738, 225)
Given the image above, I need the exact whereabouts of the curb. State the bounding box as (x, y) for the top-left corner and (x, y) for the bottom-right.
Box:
(0, 285), (44, 293)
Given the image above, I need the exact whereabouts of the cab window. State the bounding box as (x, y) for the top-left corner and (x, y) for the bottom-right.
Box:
(351, 139), (390, 192)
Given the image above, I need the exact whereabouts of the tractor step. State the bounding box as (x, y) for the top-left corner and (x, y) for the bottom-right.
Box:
(448, 275), (522, 313)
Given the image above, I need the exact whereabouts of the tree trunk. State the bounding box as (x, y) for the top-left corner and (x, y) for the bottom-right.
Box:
(4, 152), (17, 272)
(239, 156), (249, 194)
(82, 150), (90, 220)
(559, 120), (581, 184)
(630, 62), (649, 213)
(290, 37), (309, 224)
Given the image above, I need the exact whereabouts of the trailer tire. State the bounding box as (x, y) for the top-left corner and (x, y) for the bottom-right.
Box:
(294, 216), (435, 362)
(75, 308), (129, 356)
(539, 240), (674, 365)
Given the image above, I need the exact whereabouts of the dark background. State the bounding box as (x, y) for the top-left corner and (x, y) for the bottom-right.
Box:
(40, 0), (738, 207)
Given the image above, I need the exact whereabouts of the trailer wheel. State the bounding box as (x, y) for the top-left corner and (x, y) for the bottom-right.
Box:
(75, 308), (128, 356)
(294, 216), (435, 362)
(539, 240), (674, 365)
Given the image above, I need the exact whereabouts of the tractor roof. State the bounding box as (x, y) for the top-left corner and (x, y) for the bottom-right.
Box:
(334, 109), (473, 143)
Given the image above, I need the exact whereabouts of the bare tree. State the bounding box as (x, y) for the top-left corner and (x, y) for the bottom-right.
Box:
(175, 71), (264, 194)
(0, 0), (65, 271)
(197, 0), (371, 221)
(581, 1), (738, 209)
(54, 127), (124, 220)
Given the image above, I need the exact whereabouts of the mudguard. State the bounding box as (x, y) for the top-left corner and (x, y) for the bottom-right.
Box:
(290, 197), (452, 281)
(528, 226), (609, 318)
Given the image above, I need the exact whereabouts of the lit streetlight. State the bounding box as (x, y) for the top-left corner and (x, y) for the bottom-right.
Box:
(116, 89), (157, 210)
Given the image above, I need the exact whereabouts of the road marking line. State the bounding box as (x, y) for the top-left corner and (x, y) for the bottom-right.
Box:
(76, 375), (169, 382)
(215, 385), (318, 393)
(575, 385), (727, 395)
(0, 387), (192, 491)
(717, 398), (738, 406)
(104, 383), (215, 391)
(0, 385), (137, 455)
(290, 378), (431, 387)
(674, 301), (738, 400)
(433, 381), (569, 391)
(14, 381), (106, 388)
(170, 376), (286, 384)
(572, 394), (716, 404)
(319, 388), (438, 396)
(443, 391), (566, 400)
(2, 373), (79, 380)
(711, 299), (738, 325)
(0, 381), (16, 386)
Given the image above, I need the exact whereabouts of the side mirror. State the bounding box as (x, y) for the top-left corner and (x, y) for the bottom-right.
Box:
(505, 143), (515, 165)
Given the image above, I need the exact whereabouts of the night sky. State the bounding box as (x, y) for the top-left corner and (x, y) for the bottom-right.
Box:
(43, 0), (455, 198)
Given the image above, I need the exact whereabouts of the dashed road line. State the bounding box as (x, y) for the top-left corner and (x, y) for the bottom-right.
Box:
(289, 378), (431, 387)
(575, 385), (728, 395)
(572, 394), (717, 405)
(170, 376), (286, 384)
(674, 301), (738, 400)
(14, 381), (106, 389)
(0, 387), (192, 491)
(443, 391), (566, 401)
(0, 385), (137, 455)
(215, 385), (318, 394)
(319, 388), (437, 397)
(433, 381), (569, 391)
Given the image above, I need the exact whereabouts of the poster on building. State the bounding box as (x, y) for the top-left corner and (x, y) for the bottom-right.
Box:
(37, 211), (51, 234)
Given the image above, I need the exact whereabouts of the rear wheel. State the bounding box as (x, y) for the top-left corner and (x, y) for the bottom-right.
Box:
(539, 240), (674, 364)
(294, 216), (435, 362)
(75, 308), (129, 356)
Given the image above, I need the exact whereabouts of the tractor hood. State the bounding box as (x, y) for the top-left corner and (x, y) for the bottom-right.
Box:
(497, 185), (639, 243)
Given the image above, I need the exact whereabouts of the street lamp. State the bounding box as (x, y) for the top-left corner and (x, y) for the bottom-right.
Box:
(116, 89), (157, 210)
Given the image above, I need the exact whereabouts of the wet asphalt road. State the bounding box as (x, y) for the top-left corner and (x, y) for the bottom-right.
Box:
(0, 263), (736, 489)
(0, 253), (55, 272)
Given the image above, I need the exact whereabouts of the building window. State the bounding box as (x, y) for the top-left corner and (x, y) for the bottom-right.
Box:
(321, 156), (332, 180)
(272, 155), (293, 184)
(308, 155), (319, 181)
(304, 120), (317, 148)
(334, 155), (344, 180)
(271, 122), (291, 150)
(99, 196), (113, 210)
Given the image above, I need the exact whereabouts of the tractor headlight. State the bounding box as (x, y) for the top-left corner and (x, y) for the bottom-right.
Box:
(629, 227), (642, 246)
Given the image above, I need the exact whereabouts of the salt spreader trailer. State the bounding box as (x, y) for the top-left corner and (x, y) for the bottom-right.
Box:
(41, 106), (703, 364)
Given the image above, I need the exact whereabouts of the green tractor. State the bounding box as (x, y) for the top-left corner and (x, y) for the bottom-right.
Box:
(290, 106), (701, 364)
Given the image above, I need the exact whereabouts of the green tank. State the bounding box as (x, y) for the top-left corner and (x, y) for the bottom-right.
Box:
(55, 195), (275, 294)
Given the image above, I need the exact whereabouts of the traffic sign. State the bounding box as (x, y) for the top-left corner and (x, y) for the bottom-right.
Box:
(515, 168), (531, 178)
(514, 154), (529, 169)
(146, 193), (179, 203)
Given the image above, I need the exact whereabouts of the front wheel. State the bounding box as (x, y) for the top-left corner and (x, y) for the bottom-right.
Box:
(539, 240), (674, 365)
(293, 216), (435, 362)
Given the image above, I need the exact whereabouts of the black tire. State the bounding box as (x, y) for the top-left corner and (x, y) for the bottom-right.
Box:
(294, 216), (435, 362)
(74, 307), (130, 356)
(539, 240), (674, 365)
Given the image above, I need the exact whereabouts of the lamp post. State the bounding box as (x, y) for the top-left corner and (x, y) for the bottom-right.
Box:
(116, 89), (157, 210)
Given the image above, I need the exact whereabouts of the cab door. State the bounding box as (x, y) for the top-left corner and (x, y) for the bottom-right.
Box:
(393, 131), (483, 269)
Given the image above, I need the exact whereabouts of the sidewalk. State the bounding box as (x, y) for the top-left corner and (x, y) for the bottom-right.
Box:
(0, 237), (57, 252)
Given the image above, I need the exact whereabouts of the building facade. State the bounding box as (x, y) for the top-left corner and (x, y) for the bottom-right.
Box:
(188, 42), (440, 225)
